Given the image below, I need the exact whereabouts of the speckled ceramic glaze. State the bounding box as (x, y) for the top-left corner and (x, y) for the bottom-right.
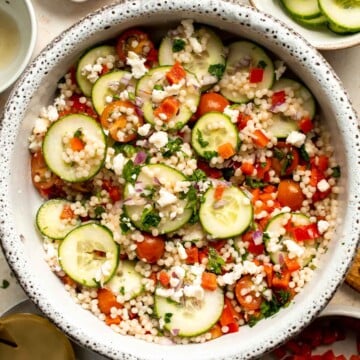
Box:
(0, 1), (359, 359)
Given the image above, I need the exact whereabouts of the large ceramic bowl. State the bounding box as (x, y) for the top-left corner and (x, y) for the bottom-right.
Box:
(0, 1), (359, 359)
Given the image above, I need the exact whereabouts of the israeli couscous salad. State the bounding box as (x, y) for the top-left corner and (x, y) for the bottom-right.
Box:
(29, 20), (341, 344)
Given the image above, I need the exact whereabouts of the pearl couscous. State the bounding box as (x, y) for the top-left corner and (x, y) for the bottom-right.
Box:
(29, 20), (341, 344)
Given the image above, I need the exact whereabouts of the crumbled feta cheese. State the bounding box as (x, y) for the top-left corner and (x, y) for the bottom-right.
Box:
(317, 179), (330, 193)
(149, 131), (168, 149)
(164, 80), (185, 97)
(177, 242), (188, 260)
(286, 131), (306, 147)
(274, 60), (286, 81)
(126, 51), (148, 79)
(188, 37), (203, 53)
(173, 266), (186, 280)
(152, 89), (167, 103)
(243, 260), (260, 274)
(33, 117), (50, 134)
(317, 220), (330, 234)
(170, 276), (180, 288)
(112, 153), (127, 176)
(201, 74), (218, 86)
(224, 106), (240, 124)
(184, 284), (204, 300)
(156, 287), (175, 298)
(157, 188), (178, 208)
(305, 140), (317, 157)
(137, 123), (151, 137)
(283, 239), (305, 259)
(181, 19), (194, 38)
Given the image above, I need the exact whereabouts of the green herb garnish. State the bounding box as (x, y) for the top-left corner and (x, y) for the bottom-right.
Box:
(257, 60), (267, 69)
(245, 177), (268, 189)
(120, 213), (132, 234)
(154, 84), (164, 91)
(208, 63), (225, 79)
(94, 206), (105, 218)
(162, 137), (183, 158)
(0, 279), (9, 289)
(141, 208), (161, 230)
(207, 247), (225, 275)
(122, 160), (140, 184)
(331, 166), (341, 178)
(299, 144), (310, 163)
(197, 129), (209, 148)
(172, 38), (186, 52)
(203, 151), (218, 161)
(188, 169), (207, 182)
(164, 312), (173, 324)
(73, 128), (83, 138)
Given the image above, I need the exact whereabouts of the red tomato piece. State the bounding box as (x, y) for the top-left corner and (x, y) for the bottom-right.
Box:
(249, 68), (264, 83)
(277, 180), (304, 211)
(196, 93), (230, 117)
(235, 275), (262, 311)
(299, 117), (314, 133)
(136, 234), (165, 264)
(271, 91), (286, 106)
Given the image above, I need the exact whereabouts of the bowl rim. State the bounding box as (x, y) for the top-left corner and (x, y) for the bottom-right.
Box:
(0, 0), (359, 359)
(0, 0), (37, 93)
(249, 0), (360, 50)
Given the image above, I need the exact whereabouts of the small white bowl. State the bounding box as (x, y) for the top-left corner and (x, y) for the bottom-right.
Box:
(0, 0), (37, 93)
(249, 0), (360, 50)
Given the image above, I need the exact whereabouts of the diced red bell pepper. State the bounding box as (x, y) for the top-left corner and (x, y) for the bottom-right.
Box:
(317, 155), (329, 172)
(249, 68), (264, 83)
(227, 322), (239, 333)
(185, 247), (199, 264)
(197, 160), (223, 179)
(272, 270), (291, 289)
(299, 117), (314, 134)
(237, 113), (252, 130)
(220, 298), (239, 327)
(292, 223), (320, 242)
(284, 257), (301, 273)
(271, 91), (286, 107)
(166, 62), (186, 84)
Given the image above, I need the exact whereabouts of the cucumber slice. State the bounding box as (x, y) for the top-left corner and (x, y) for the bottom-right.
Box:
(220, 41), (274, 103)
(293, 14), (328, 28)
(76, 45), (117, 97)
(91, 71), (136, 115)
(191, 112), (239, 159)
(158, 26), (225, 88)
(264, 212), (317, 267)
(36, 199), (80, 240)
(42, 114), (107, 183)
(328, 21), (353, 34)
(280, 0), (321, 19)
(267, 114), (298, 139)
(136, 66), (200, 129)
(58, 223), (119, 287)
(319, 0), (360, 32)
(106, 260), (143, 299)
(155, 287), (224, 337)
(272, 78), (316, 119)
(123, 164), (193, 234)
(199, 185), (253, 239)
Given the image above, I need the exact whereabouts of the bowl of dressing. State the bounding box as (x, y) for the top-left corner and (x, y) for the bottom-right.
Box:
(0, 0), (37, 93)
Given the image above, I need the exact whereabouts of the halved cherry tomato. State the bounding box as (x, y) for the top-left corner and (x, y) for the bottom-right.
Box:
(101, 100), (143, 142)
(235, 275), (262, 311)
(277, 179), (304, 211)
(196, 93), (230, 118)
(136, 234), (165, 264)
(31, 151), (58, 190)
(197, 160), (222, 179)
(272, 142), (299, 176)
(58, 94), (98, 119)
(116, 28), (155, 66)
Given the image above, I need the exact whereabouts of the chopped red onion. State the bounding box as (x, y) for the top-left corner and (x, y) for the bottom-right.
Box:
(278, 253), (285, 265)
(153, 177), (161, 185)
(135, 96), (144, 107)
(171, 328), (180, 336)
(134, 151), (147, 165)
(135, 107), (143, 117)
(252, 230), (263, 245)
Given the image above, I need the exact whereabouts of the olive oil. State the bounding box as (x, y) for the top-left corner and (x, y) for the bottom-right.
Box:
(0, 10), (20, 71)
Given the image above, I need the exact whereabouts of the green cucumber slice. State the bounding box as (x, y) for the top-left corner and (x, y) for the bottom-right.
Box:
(42, 114), (107, 183)
(293, 14), (328, 28)
(220, 41), (274, 103)
(155, 287), (224, 337)
(272, 78), (316, 119)
(135, 66), (200, 129)
(319, 0), (360, 32)
(267, 114), (299, 139)
(191, 112), (239, 159)
(123, 164), (193, 234)
(280, 0), (321, 19)
(106, 260), (143, 299)
(328, 21), (353, 34)
(264, 212), (317, 267)
(58, 223), (119, 287)
(36, 199), (80, 240)
(91, 71), (136, 115)
(76, 45), (117, 97)
(158, 26), (225, 88)
(199, 185), (253, 239)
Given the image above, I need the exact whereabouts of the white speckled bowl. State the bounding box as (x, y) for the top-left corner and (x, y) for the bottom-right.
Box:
(0, 1), (359, 359)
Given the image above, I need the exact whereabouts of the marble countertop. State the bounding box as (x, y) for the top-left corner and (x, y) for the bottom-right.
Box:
(0, 0), (359, 350)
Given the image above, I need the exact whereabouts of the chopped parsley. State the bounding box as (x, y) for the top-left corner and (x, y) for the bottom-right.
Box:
(154, 84), (164, 91)
(162, 137), (183, 158)
(257, 60), (267, 69)
(245, 177), (268, 189)
(94, 206), (105, 218)
(197, 129), (209, 148)
(73, 128), (83, 138)
(120, 213), (132, 234)
(122, 160), (140, 184)
(120, 286), (125, 295)
(207, 247), (225, 275)
(331, 166), (341, 178)
(281, 153), (294, 175)
(141, 208), (161, 230)
(1, 279), (9, 289)
(299, 144), (310, 163)
(222, 167), (235, 181)
(208, 63), (225, 79)
(141, 185), (156, 199)
(203, 151), (218, 161)
(172, 38), (186, 52)
(188, 169), (207, 182)
(273, 148), (285, 160)
(164, 312), (173, 324)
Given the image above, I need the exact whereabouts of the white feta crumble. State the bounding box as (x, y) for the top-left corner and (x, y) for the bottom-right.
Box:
(157, 188), (178, 208)
(184, 284), (204, 300)
(112, 153), (128, 176)
(286, 131), (306, 147)
(223, 106), (240, 124)
(243, 260), (260, 274)
(317, 179), (330, 193)
(283, 239), (305, 259)
(33, 117), (50, 135)
(137, 123), (151, 137)
(126, 51), (148, 79)
(149, 131), (168, 149)
(151, 89), (167, 103)
(173, 265), (186, 279)
(156, 287), (175, 298)
(177, 242), (188, 260)
(181, 19), (194, 38)
(274, 60), (286, 81)
(188, 37), (203, 53)
(317, 220), (330, 234)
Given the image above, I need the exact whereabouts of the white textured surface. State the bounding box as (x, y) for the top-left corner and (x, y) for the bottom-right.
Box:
(0, 0), (359, 359)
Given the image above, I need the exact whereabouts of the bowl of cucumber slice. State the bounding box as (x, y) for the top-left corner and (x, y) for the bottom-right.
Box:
(0, 0), (359, 359)
(250, 0), (360, 50)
